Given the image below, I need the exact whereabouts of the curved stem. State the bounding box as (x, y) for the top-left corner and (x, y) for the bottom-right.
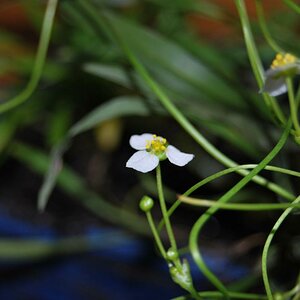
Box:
(158, 163), (300, 232)
(156, 164), (177, 251)
(146, 211), (167, 258)
(179, 197), (300, 211)
(173, 290), (268, 300)
(287, 77), (300, 134)
(234, 0), (286, 125)
(255, 0), (284, 53)
(295, 85), (300, 109)
(262, 195), (300, 300)
(283, 0), (300, 14)
(189, 121), (291, 296)
(282, 278), (300, 299)
(0, 0), (59, 114)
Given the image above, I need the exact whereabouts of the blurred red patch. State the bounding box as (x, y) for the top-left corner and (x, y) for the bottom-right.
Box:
(186, 0), (285, 42)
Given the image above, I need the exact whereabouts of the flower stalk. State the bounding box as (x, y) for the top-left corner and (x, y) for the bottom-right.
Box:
(286, 77), (300, 138)
(145, 211), (167, 259)
(156, 164), (178, 252)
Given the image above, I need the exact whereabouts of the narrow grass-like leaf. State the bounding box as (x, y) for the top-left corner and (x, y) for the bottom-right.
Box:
(234, 0), (286, 124)
(283, 0), (300, 14)
(0, 231), (134, 261)
(172, 291), (267, 300)
(68, 95), (149, 137)
(0, 0), (58, 114)
(37, 141), (69, 212)
(37, 95), (149, 211)
(101, 11), (246, 110)
(11, 142), (149, 234)
(189, 121), (291, 295)
(262, 195), (300, 299)
(83, 63), (132, 89)
(158, 163), (299, 235)
(179, 197), (300, 211)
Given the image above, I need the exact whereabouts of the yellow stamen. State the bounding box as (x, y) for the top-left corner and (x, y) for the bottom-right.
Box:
(271, 53), (297, 69)
(145, 134), (168, 155)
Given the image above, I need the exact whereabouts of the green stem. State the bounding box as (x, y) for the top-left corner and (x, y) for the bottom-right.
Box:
(234, 0), (286, 125)
(262, 195), (300, 300)
(283, 0), (300, 14)
(295, 85), (300, 109)
(156, 164), (177, 251)
(146, 211), (167, 258)
(172, 290), (267, 300)
(190, 289), (202, 300)
(179, 197), (300, 211)
(255, 0), (284, 53)
(286, 77), (300, 134)
(0, 234), (133, 261)
(189, 121), (291, 297)
(282, 281), (300, 299)
(158, 163), (299, 232)
(0, 0), (58, 114)
(77, 0), (295, 202)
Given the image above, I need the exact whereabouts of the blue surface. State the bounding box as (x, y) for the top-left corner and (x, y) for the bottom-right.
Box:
(0, 206), (248, 299)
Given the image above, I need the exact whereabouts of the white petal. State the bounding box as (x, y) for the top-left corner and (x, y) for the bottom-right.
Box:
(166, 145), (194, 167)
(129, 133), (153, 150)
(261, 75), (287, 96)
(126, 150), (159, 173)
(268, 83), (287, 97)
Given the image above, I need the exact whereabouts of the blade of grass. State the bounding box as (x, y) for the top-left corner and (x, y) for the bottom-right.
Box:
(158, 163), (300, 232)
(189, 120), (291, 296)
(283, 0), (300, 14)
(0, 0), (58, 113)
(37, 95), (149, 211)
(179, 197), (300, 211)
(10, 141), (149, 235)
(234, 0), (286, 125)
(262, 195), (300, 300)
(0, 231), (134, 261)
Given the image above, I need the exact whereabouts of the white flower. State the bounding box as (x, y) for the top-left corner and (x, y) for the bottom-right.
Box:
(261, 53), (300, 96)
(126, 133), (194, 173)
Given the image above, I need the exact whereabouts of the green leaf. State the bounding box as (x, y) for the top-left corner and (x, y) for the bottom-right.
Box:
(37, 141), (69, 212)
(83, 63), (132, 89)
(68, 95), (149, 137)
(103, 11), (247, 110)
(11, 142), (149, 234)
(37, 95), (150, 211)
(0, 232), (135, 260)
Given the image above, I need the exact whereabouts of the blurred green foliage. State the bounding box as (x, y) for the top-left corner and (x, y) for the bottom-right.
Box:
(0, 0), (300, 297)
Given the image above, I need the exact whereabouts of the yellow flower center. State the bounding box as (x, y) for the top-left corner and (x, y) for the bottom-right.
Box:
(146, 134), (167, 155)
(271, 53), (297, 69)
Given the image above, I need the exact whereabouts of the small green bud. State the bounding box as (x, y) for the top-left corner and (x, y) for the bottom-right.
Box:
(166, 248), (179, 261)
(273, 293), (283, 300)
(139, 196), (154, 212)
(294, 135), (300, 145)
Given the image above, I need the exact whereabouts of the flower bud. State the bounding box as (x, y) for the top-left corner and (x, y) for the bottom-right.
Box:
(139, 196), (154, 212)
(273, 293), (283, 300)
(295, 135), (300, 145)
(166, 248), (179, 261)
